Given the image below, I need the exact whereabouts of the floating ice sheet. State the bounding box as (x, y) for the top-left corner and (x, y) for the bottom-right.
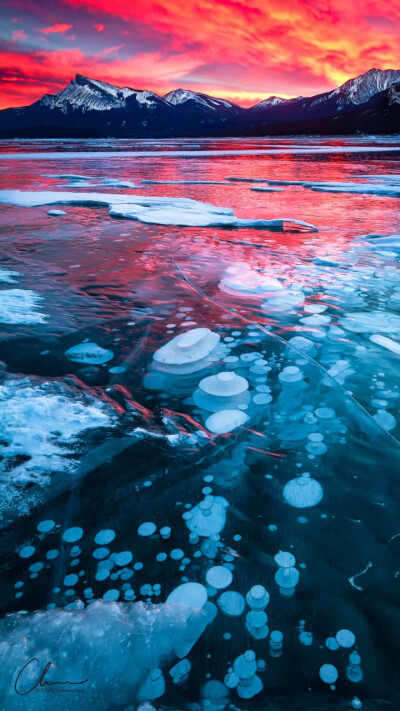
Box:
(0, 190), (318, 231)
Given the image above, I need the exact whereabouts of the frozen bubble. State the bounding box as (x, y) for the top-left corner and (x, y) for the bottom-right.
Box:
(94, 529), (116, 545)
(93, 547), (109, 560)
(283, 476), (323, 508)
(304, 303), (327, 314)
(300, 314), (331, 326)
(171, 549), (184, 560)
(154, 328), (220, 366)
(315, 407), (335, 420)
(205, 409), (249, 434)
(274, 551), (296, 568)
(275, 567), (300, 589)
(46, 549), (59, 560)
(115, 551), (133, 566)
(63, 574), (78, 587)
(224, 672), (239, 689)
(373, 409), (396, 431)
(325, 637), (340, 650)
(160, 526), (171, 539)
(218, 591), (245, 617)
(19, 545), (36, 558)
(199, 371), (249, 397)
(109, 365), (126, 374)
(246, 584), (270, 609)
(319, 663), (338, 684)
(299, 630), (313, 646)
(206, 566), (233, 590)
(103, 589), (120, 601)
(253, 393), (272, 405)
(288, 336), (315, 353)
(370, 333), (400, 355)
(279, 366), (303, 383)
(138, 522), (156, 537)
(29, 562), (43, 573)
(246, 610), (268, 629)
(37, 520), (55, 533)
(233, 650), (257, 679)
(336, 629), (356, 648)
(65, 342), (114, 365)
(167, 582), (208, 609)
(62, 527), (83, 543)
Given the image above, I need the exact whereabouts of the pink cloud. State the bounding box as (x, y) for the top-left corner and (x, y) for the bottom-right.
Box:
(41, 23), (74, 35)
(11, 30), (27, 42)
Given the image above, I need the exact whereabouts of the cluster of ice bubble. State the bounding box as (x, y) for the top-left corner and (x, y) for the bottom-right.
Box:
(0, 190), (318, 231)
(321, 628), (362, 686)
(0, 582), (210, 710)
(274, 551), (300, 597)
(224, 649), (264, 699)
(219, 263), (284, 297)
(0, 377), (115, 520)
(185, 495), (229, 537)
(65, 341), (114, 365)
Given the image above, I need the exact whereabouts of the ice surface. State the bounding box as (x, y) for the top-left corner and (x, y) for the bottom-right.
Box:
(0, 377), (115, 518)
(0, 288), (46, 324)
(0, 190), (318, 231)
(65, 341), (114, 365)
(1, 146), (399, 160)
(48, 209), (66, 216)
(0, 591), (210, 709)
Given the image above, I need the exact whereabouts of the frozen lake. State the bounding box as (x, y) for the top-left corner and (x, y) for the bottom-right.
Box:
(0, 137), (399, 709)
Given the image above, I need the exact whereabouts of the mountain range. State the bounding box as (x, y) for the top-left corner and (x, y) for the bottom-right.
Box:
(0, 68), (399, 138)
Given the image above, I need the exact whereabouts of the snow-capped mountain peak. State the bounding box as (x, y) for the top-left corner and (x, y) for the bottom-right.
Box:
(252, 96), (287, 109)
(330, 68), (400, 107)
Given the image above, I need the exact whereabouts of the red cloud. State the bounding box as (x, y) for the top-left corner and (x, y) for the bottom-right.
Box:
(93, 24), (105, 31)
(41, 24), (74, 35)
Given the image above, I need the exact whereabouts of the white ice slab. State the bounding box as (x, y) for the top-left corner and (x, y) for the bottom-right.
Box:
(0, 190), (318, 231)
(0, 288), (46, 324)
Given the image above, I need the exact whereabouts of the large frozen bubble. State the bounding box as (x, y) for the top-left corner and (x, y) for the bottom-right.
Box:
(153, 328), (220, 372)
(205, 409), (249, 434)
(199, 371), (249, 397)
(65, 341), (114, 365)
(283, 475), (323, 508)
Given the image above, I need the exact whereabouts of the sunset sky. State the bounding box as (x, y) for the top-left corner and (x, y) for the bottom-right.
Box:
(0, 0), (398, 109)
